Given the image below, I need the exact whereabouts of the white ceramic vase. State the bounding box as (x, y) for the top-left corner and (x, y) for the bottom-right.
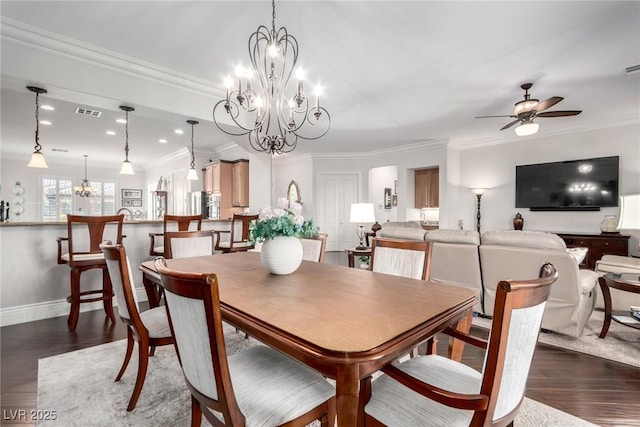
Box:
(260, 236), (303, 275)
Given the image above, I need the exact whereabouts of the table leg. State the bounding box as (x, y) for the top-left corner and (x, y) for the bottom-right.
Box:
(347, 251), (355, 268)
(336, 364), (360, 427)
(142, 273), (161, 309)
(448, 308), (473, 362)
(599, 278), (612, 339)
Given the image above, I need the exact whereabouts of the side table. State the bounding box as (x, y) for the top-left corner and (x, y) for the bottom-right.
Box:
(598, 272), (640, 338)
(345, 248), (372, 268)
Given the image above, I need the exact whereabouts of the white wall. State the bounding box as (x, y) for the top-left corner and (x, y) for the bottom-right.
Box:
(456, 124), (640, 235)
(368, 165), (398, 223)
(272, 154), (314, 217)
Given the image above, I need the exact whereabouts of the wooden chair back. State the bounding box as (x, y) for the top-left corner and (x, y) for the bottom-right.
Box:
(165, 230), (216, 259)
(154, 258), (244, 424)
(216, 213), (259, 253)
(301, 233), (328, 263)
(164, 214), (203, 233)
(369, 238), (432, 280)
(65, 214), (124, 266)
(101, 243), (142, 327)
(475, 263), (557, 425)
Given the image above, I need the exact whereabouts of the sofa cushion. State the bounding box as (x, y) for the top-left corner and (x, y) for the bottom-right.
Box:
(378, 227), (426, 241)
(426, 229), (480, 245)
(481, 230), (566, 250)
(381, 221), (422, 229)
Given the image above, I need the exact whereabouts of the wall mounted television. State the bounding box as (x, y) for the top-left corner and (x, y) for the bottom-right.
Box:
(515, 156), (619, 211)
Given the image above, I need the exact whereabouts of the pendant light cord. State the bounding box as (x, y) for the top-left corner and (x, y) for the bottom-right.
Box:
(124, 110), (130, 161)
(190, 123), (196, 168)
(34, 92), (41, 152)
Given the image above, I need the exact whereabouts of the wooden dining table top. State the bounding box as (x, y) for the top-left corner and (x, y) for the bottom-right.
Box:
(141, 252), (477, 354)
(140, 252), (478, 426)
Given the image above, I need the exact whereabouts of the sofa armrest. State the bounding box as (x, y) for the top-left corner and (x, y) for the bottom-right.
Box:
(578, 269), (598, 294)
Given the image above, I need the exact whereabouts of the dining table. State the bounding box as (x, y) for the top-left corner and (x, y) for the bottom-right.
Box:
(140, 252), (478, 427)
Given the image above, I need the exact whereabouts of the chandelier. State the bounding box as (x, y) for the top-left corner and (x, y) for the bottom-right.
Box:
(74, 155), (95, 197)
(212, 0), (330, 155)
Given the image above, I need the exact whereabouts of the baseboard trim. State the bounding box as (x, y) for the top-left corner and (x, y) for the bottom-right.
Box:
(0, 288), (149, 327)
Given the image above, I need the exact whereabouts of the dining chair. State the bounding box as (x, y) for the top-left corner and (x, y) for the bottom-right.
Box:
(301, 233), (328, 262)
(363, 263), (559, 427)
(148, 214), (203, 257)
(154, 258), (336, 426)
(56, 214), (124, 331)
(101, 243), (173, 411)
(369, 238), (433, 280)
(164, 230), (216, 259)
(215, 213), (258, 253)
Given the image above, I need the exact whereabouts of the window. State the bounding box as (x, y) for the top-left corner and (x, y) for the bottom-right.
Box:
(41, 177), (116, 220)
(42, 177), (73, 221)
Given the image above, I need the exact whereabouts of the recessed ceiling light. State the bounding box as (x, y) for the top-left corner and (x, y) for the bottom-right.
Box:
(116, 118), (127, 124)
(39, 120), (52, 126)
(41, 105), (55, 111)
(159, 139), (168, 143)
(174, 129), (184, 135)
(106, 130), (116, 136)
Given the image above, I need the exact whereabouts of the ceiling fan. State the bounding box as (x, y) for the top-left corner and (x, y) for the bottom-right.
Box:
(476, 83), (582, 136)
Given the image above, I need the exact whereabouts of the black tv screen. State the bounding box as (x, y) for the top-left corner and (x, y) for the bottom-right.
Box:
(516, 156), (619, 211)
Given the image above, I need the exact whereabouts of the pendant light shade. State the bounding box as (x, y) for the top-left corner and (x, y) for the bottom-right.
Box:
(27, 86), (49, 168)
(186, 119), (199, 181)
(119, 105), (135, 175)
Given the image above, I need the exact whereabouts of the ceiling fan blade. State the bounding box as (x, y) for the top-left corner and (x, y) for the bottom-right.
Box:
(500, 119), (520, 130)
(534, 96), (563, 112)
(475, 115), (516, 119)
(536, 110), (582, 118)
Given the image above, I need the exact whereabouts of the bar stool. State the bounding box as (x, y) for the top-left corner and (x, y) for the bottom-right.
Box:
(148, 214), (203, 257)
(57, 214), (124, 331)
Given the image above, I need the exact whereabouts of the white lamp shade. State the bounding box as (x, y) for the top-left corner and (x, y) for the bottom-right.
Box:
(27, 151), (48, 168)
(186, 167), (199, 180)
(618, 194), (640, 230)
(120, 160), (135, 175)
(515, 121), (539, 136)
(350, 203), (375, 223)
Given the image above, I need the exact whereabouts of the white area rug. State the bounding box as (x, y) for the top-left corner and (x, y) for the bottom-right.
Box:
(37, 324), (595, 426)
(473, 309), (640, 368)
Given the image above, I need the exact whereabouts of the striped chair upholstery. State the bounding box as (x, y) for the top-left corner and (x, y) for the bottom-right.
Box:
(165, 230), (216, 259)
(370, 238), (433, 280)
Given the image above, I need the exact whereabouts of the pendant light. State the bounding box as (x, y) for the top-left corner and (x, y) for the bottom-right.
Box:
(186, 119), (199, 181)
(119, 105), (135, 175)
(74, 155), (95, 197)
(27, 86), (49, 168)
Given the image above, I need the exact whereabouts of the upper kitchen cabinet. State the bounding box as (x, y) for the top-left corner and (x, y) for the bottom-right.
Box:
(232, 159), (250, 207)
(414, 167), (439, 208)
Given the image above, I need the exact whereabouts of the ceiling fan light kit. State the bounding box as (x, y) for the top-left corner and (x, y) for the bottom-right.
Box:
(476, 82), (581, 136)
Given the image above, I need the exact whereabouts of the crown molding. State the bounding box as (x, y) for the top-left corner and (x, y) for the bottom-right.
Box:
(1, 17), (224, 97)
(310, 139), (447, 160)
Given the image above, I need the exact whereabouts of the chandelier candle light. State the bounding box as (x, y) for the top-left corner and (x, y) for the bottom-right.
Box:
(74, 155), (94, 197)
(212, 0), (330, 155)
(119, 106), (135, 175)
(27, 86), (48, 168)
(186, 120), (199, 181)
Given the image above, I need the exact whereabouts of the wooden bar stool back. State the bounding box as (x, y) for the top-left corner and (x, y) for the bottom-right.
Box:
(148, 214), (203, 256)
(56, 214), (124, 331)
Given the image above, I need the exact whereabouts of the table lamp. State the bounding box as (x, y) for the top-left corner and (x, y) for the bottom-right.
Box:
(618, 194), (640, 230)
(350, 203), (375, 250)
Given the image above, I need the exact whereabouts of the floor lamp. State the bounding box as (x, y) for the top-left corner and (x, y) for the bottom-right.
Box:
(470, 188), (488, 233)
(350, 203), (375, 250)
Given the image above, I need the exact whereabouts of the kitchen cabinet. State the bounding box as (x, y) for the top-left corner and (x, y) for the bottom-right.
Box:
(232, 159), (249, 207)
(415, 167), (439, 208)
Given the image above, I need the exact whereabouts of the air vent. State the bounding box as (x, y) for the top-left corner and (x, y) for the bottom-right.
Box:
(625, 64), (640, 75)
(51, 148), (69, 153)
(75, 107), (102, 117)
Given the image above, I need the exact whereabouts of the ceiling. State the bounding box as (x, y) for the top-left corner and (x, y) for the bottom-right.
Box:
(1, 1), (639, 167)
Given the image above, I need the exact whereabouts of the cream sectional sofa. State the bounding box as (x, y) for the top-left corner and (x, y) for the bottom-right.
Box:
(377, 223), (598, 337)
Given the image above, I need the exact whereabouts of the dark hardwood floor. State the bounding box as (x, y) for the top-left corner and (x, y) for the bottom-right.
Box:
(2, 251), (639, 426)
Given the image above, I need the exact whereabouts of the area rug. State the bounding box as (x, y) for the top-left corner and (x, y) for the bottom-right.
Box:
(37, 324), (594, 426)
(473, 309), (640, 368)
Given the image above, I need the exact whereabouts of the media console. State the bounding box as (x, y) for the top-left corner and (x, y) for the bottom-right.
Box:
(557, 233), (630, 269)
